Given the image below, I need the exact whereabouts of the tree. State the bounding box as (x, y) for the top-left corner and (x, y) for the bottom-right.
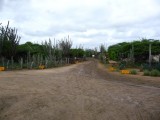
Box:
(0, 21), (20, 59)
(69, 48), (85, 58)
(99, 44), (107, 63)
(108, 39), (160, 63)
(59, 36), (72, 58)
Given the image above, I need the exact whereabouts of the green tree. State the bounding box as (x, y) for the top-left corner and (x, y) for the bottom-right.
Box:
(0, 21), (20, 59)
(59, 36), (72, 58)
(108, 39), (160, 63)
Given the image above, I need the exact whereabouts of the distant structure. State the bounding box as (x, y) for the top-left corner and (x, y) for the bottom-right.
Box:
(152, 54), (160, 62)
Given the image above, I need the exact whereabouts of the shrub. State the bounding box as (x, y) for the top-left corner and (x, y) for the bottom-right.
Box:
(141, 63), (152, 71)
(155, 63), (160, 71)
(130, 69), (137, 75)
(119, 61), (126, 70)
(150, 69), (160, 77)
(143, 70), (150, 76)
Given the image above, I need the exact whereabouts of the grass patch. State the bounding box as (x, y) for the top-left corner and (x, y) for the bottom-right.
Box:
(144, 69), (160, 77)
(143, 70), (150, 76)
(150, 69), (160, 77)
(130, 69), (137, 75)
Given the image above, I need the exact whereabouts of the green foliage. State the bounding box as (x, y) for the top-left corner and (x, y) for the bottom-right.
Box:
(155, 63), (160, 71)
(144, 69), (160, 77)
(150, 69), (160, 77)
(141, 63), (160, 71)
(85, 49), (95, 57)
(98, 44), (107, 63)
(108, 42), (130, 61)
(119, 61), (126, 70)
(0, 22), (88, 70)
(69, 48), (84, 58)
(59, 36), (72, 58)
(143, 70), (150, 76)
(16, 42), (44, 58)
(108, 39), (160, 63)
(130, 69), (137, 75)
(0, 21), (20, 58)
(100, 44), (106, 53)
(110, 51), (117, 60)
(141, 63), (151, 70)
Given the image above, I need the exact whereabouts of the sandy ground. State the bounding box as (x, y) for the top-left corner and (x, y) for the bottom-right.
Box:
(0, 60), (160, 120)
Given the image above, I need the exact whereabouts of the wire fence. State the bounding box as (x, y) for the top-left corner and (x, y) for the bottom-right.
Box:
(0, 57), (86, 71)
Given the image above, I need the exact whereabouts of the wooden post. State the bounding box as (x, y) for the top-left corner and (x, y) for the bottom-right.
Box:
(11, 56), (14, 69)
(2, 57), (4, 67)
(132, 44), (134, 63)
(45, 57), (48, 68)
(149, 43), (152, 67)
(20, 58), (23, 69)
(30, 61), (34, 69)
(7, 60), (9, 69)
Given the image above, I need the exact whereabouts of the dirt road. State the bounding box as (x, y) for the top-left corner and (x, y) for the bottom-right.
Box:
(0, 60), (160, 120)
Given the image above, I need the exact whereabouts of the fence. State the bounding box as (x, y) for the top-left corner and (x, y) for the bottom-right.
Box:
(0, 57), (86, 70)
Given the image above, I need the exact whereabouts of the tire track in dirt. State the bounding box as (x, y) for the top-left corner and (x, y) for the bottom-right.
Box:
(0, 60), (160, 120)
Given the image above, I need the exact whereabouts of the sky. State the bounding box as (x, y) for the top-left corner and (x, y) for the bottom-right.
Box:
(0, 0), (160, 49)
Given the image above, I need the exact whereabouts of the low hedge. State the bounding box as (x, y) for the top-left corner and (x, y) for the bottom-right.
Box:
(130, 69), (137, 75)
(144, 69), (160, 77)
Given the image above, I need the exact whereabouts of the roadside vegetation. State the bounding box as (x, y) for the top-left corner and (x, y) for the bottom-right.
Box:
(1, 21), (160, 77)
(130, 69), (137, 75)
(107, 39), (160, 77)
(0, 21), (95, 70)
(144, 69), (160, 77)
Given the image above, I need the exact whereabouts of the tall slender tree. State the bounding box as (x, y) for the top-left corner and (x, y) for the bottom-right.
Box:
(0, 21), (20, 59)
(59, 36), (72, 58)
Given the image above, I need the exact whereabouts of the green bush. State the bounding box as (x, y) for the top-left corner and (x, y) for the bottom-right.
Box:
(143, 70), (150, 76)
(155, 63), (160, 71)
(119, 61), (126, 70)
(130, 69), (137, 75)
(150, 69), (160, 77)
(142, 64), (151, 71)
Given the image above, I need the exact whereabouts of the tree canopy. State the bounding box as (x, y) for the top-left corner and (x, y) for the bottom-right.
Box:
(108, 39), (160, 63)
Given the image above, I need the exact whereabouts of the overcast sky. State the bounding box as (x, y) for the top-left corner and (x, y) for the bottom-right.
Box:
(0, 0), (160, 48)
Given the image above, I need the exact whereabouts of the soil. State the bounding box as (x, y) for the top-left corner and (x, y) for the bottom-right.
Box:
(0, 60), (160, 120)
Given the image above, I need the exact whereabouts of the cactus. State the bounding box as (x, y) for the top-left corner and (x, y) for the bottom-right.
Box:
(0, 21), (20, 59)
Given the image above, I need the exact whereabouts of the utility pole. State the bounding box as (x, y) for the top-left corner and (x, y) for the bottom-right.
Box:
(149, 43), (152, 67)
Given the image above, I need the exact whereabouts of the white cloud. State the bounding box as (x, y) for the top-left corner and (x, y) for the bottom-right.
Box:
(0, 0), (160, 48)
